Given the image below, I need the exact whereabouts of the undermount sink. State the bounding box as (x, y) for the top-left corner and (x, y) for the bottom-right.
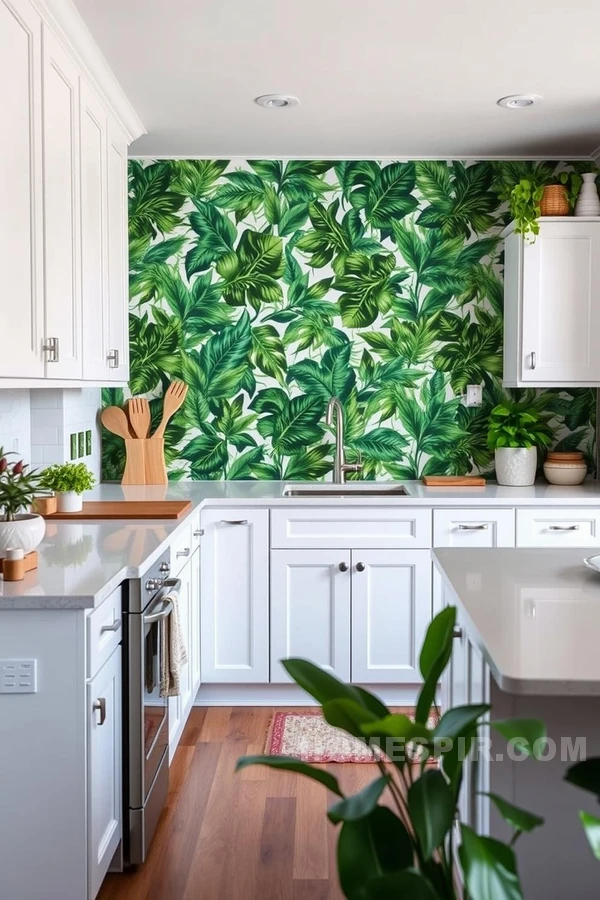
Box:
(282, 483), (410, 498)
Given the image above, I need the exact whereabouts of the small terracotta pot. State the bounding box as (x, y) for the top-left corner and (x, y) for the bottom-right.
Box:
(540, 184), (569, 216)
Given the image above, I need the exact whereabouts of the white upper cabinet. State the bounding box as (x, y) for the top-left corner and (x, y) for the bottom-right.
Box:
(42, 25), (82, 379)
(80, 80), (108, 381)
(503, 219), (600, 387)
(0, 0), (44, 378)
(0, 0), (143, 386)
(105, 121), (130, 381)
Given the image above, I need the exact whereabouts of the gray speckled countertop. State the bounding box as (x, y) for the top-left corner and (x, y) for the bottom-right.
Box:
(2, 479), (600, 610)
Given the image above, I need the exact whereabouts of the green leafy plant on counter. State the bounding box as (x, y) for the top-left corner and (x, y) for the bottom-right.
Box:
(40, 462), (95, 495)
(487, 402), (554, 450)
(237, 607), (546, 899)
(0, 448), (42, 521)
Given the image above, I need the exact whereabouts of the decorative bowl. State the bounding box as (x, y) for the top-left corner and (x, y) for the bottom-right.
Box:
(543, 461), (587, 486)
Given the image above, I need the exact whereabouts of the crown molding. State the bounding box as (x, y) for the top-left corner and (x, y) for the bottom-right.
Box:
(130, 153), (597, 161)
(32, 0), (145, 144)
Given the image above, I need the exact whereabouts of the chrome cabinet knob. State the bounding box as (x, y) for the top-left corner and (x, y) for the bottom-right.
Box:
(355, 562), (365, 572)
(339, 562), (348, 572)
(159, 561), (171, 573)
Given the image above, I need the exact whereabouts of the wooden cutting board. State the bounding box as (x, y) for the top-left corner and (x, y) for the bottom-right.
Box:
(422, 475), (486, 487)
(43, 501), (192, 520)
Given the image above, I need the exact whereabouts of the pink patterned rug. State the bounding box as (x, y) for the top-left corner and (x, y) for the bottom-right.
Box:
(265, 709), (438, 764)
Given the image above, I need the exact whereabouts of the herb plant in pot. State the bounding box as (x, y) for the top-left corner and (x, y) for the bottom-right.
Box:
(488, 403), (553, 486)
(40, 462), (95, 513)
(0, 449), (45, 558)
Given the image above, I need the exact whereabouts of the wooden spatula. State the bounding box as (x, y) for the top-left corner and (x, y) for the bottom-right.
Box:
(128, 397), (151, 439)
(152, 381), (188, 439)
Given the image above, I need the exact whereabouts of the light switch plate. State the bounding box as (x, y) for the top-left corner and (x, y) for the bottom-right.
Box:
(465, 384), (483, 407)
(0, 659), (37, 693)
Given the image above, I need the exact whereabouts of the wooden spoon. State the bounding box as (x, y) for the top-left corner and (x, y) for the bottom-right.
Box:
(101, 406), (133, 439)
(152, 381), (188, 439)
(128, 397), (151, 439)
(100, 407), (146, 485)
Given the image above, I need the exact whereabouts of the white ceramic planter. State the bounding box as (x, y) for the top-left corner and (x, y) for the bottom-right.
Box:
(0, 514), (46, 558)
(495, 446), (537, 486)
(575, 173), (600, 216)
(56, 491), (83, 513)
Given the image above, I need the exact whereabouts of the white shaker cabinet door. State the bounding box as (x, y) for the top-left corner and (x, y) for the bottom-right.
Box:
(168, 558), (193, 758)
(517, 221), (600, 385)
(0, 0), (44, 377)
(190, 547), (201, 697)
(270, 550), (351, 683)
(105, 120), (129, 381)
(87, 647), (121, 900)
(42, 26), (82, 379)
(200, 509), (269, 683)
(80, 80), (108, 380)
(351, 550), (431, 684)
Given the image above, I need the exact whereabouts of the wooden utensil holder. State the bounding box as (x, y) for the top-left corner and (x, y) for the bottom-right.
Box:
(121, 438), (168, 485)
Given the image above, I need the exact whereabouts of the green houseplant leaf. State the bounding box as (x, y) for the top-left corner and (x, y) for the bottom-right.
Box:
(408, 770), (455, 860)
(337, 807), (413, 899)
(235, 755), (343, 796)
(459, 824), (524, 900)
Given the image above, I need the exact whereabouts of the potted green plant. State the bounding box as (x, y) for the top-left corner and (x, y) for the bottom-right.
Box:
(0, 448), (45, 558)
(40, 462), (95, 513)
(488, 402), (553, 486)
(237, 607), (546, 898)
(500, 172), (584, 241)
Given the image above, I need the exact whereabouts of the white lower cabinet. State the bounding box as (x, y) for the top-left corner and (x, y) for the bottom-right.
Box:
(169, 556), (192, 753)
(200, 509), (269, 683)
(87, 646), (121, 900)
(190, 547), (201, 696)
(351, 550), (432, 684)
(270, 550), (351, 683)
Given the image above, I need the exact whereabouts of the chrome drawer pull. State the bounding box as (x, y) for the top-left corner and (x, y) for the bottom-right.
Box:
(453, 626), (463, 640)
(100, 618), (121, 634)
(194, 529), (204, 537)
(42, 336), (59, 362)
(549, 525), (579, 531)
(107, 349), (119, 368)
(93, 697), (106, 726)
(221, 519), (248, 525)
(456, 523), (489, 530)
(176, 547), (191, 557)
(531, 351), (537, 370)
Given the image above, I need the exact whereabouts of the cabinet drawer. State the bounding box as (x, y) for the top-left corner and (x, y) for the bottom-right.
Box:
(434, 509), (515, 548)
(271, 508), (431, 549)
(170, 521), (193, 575)
(87, 584), (122, 679)
(516, 508), (600, 547)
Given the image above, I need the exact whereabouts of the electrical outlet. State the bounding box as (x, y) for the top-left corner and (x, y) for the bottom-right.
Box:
(465, 384), (483, 407)
(0, 659), (37, 693)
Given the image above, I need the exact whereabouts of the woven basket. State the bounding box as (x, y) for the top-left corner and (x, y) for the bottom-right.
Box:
(540, 184), (569, 216)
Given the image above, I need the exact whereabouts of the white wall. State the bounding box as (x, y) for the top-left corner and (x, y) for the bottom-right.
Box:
(0, 389), (102, 481)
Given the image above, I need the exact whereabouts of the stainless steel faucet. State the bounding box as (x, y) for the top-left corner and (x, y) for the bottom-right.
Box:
(326, 397), (363, 483)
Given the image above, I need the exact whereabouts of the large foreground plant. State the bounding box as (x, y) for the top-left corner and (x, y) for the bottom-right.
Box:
(237, 607), (545, 899)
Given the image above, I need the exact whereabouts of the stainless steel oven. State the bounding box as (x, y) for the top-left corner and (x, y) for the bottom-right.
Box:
(122, 551), (179, 866)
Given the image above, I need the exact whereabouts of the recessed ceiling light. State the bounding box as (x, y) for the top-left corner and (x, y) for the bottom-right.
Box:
(497, 94), (542, 109)
(254, 94), (299, 109)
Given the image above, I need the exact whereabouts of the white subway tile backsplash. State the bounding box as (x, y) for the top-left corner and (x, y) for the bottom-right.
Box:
(0, 388), (102, 480)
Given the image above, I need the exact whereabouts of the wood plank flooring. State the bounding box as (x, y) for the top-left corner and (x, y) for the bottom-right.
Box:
(99, 707), (379, 900)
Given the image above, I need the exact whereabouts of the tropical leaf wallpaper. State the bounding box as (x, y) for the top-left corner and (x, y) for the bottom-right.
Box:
(102, 159), (596, 482)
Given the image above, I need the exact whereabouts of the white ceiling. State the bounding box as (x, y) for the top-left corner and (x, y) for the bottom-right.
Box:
(75, 0), (600, 159)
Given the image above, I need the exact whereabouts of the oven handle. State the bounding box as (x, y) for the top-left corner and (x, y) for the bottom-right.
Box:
(143, 577), (181, 625)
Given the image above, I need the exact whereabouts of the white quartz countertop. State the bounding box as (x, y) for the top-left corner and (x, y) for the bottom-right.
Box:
(3, 478), (600, 610)
(433, 547), (600, 696)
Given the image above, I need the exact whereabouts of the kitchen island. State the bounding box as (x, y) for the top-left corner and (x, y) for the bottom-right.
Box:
(434, 547), (600, 900)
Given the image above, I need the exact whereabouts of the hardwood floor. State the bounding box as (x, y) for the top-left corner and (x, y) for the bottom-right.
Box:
(99, 707), (378, 900)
